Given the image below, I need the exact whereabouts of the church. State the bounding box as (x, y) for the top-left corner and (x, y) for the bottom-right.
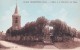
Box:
(12, 4), (21, 30)
(6, 4), (23, 41)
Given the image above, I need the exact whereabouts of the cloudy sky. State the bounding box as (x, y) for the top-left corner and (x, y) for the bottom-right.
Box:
(0, 0), (80, 33)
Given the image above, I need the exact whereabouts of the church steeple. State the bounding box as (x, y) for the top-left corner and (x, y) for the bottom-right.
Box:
(14, 0), (18, 14)
(12, 0), (21, 30)
(14, 4), (18, 14)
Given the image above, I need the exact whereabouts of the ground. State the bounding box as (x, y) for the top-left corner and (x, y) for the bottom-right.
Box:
(0, 38), (80, 50)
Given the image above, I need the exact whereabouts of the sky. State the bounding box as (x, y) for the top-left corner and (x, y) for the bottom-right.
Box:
(0, 0), (80, 33)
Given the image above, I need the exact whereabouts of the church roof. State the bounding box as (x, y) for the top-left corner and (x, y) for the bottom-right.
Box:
(14, 4), (18, 14)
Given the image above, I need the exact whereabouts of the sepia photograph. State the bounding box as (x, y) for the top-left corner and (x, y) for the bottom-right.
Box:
(0, 0), (80, 50)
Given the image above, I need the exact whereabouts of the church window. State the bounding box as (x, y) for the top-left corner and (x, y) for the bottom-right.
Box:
(15, 20), (18, 23)
(15, 17), (18, 23)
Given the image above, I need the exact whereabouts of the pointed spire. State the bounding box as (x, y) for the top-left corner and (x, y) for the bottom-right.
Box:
(14, 0), (18, 14)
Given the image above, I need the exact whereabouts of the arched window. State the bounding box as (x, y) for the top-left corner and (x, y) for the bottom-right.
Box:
(15, 17), (18, 23)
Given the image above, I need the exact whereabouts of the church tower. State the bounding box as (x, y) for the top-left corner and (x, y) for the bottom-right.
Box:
(12, 4), (21, 30)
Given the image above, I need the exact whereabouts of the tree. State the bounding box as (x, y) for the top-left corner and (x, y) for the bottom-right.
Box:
(76, 31), (80, 38)
(24, 21), (37, 36)
(36, 16), (48, 41)
(6, 27), (13, 36)
(50, 19), (77, 42)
